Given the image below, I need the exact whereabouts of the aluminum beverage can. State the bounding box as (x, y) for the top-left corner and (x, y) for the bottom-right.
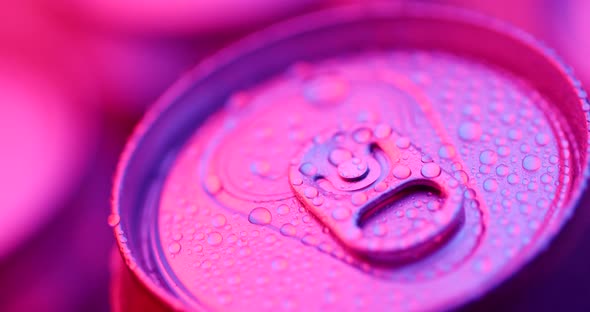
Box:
(110, 2), (590, 311)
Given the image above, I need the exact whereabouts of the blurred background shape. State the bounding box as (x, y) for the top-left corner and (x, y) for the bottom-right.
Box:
(0, 0), (589, 311)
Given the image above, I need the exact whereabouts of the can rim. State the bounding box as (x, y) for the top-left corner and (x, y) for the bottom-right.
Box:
(111, 2), (590, 310)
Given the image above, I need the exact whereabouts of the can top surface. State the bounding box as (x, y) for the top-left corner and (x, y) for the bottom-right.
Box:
(111, 2), (590, 311)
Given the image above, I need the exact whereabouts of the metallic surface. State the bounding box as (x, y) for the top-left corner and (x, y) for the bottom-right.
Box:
(112, 2), (589, 311)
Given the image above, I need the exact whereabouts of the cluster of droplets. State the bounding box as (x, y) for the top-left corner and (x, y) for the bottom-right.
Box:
(144, 50), (577, 311)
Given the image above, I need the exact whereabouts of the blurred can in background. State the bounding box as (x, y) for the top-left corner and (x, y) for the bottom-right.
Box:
(0, 1), (99, 260)
(110, 2), (589, 311)
(36, 0), (322, 117)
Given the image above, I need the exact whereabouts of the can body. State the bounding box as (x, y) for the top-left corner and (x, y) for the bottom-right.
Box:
(111, 3), (590, 311)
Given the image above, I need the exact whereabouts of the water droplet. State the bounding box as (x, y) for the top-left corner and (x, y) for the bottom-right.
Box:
(458, 122), (482, 141)
(483, 179), (498, 192)
(454, 170), (469, 183)
(479, 165), (491, 174)
(313, 196), (325, 206)
(280, 223), (296, 236)
(372, 224), (387, 236)
(374, 181), (388, 192)
(329, 148), (352, 166)
(527, 182), (538, 191)
(392, 165), (411, 179)
(508, 129), (522, 141)
(427, 201), (441, 211)
(522, 155), (542, 171)
(207, 232), (223, 246)
(276, 204), (290, 216)
(304, 75), (348, 104)
(479, 150), (498, 165)
(508, 173), (520, 184)
(421, 154), (433, 163)
(332, 207), (352, 221)
(406, 208), (418, 218)
(248, 207), (272, 225)
(168, 242), (181, 254)
(421, 163), (441, 178)
(464, 188), (476, 199)
(291, 175), (303, 186)
(338, 158), (369, 180)
(438, 144), (456, 159)
(304, 187), (319, 199)
(301, 234), (319, 246)
(352, 128), (372, 143)
(496, 164), (510, 176)
(205, 175), (222, 194)
(211, 214), (227, 228)
(498, 146), (511, 157)
(351, 192), (368, 206)
(250, 160), (271, 176)
(374, 124), (393, 139)
(107, 214), (120, 227)
(535, 133), (550, 146)
(395, 137), (411, 149)
(516, 192), (528, 202)
(541, 174), (553, 184)
(299, 163), (317, 176)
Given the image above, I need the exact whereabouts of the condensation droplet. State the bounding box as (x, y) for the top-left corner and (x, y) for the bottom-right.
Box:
(276, 204), (290, 216)
(395, 137), (411, 149)
(392, 165), (411, 179)
(211, 214), (227, 228)
(374, 181), (388, 192)
(374, 124), (393, 139)
(332, 207), (352, 221)
(300, 163), (317, 176)
(250, 160), (271, 176)
(329, 148), (353, 166)
(522, 155), (542, 171)
(280, 223), (296, 236)
(508, 173), (520, 185)
(508, 129), (523, 141)
(304, 75), (348, 104)
(535, 133), (550, 146)
(421, 163), (441, 178)
(372, 224), (387, 236)
(458, 122), (482, 141)
(483, 179), (498, 192)
(479, 150), (498, 165)
(304, 187), (319, 199)
(248, 207), (272, 225)
(496, 164), (510, 176)
(168, 242), (181, 254)
(351, 192), (368, 206)
(207, 232), (223, 246)
(205, 175), (222, 194)
(338, 158), (369, 180)
(352, 128), (373, 143)
(107, 214), (120, 227)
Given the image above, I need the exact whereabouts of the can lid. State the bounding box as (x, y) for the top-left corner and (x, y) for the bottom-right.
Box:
(112, 2), (590, 311)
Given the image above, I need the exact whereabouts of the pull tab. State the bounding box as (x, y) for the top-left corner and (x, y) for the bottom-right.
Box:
(289, 123), (464, 263)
